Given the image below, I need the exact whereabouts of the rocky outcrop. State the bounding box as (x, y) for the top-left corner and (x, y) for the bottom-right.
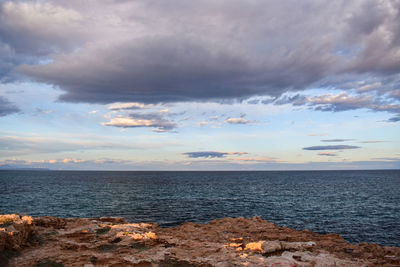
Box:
(0, 214), (399, 266)
(33, 216), (67, 229)
(0, 214), (35, 251)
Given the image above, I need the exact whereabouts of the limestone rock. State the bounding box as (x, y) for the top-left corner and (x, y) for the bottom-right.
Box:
(0, 214), (398, 267)
(0, 214), (35, 251)
(261, 240), (282, 253)
(34, 216), (67, 229)
(98, 217), (126, 224)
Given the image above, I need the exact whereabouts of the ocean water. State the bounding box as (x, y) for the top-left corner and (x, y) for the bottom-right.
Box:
(0, 170), (399, 247)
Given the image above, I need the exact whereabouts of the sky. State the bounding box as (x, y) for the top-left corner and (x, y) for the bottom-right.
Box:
(0, 0), (399, 170)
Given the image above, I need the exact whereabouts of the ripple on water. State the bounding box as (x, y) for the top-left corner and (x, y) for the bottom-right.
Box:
(0, 170), (399, 246)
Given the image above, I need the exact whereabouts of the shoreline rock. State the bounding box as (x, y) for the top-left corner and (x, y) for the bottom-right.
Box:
(1, 214), (399, 266)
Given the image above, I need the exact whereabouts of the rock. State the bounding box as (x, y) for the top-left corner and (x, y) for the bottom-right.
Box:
(98, 217), (126, 224)
(89, 255), (97, 264)
(245, 241), (265, 252)
(0, 214), (35, 251)
(34, 216), (67, 229)
(245, 240), (315, 254)
(1, 214), (399, 267)
(281, 241), (316, 250)
(261, 240), (282, 253)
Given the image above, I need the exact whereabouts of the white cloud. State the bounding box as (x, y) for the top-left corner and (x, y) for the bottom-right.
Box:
(108, 102), (153, 111)
(230, 157), (281, 163)
(102, 113), (177, 132)
(225, 117), (256, 125)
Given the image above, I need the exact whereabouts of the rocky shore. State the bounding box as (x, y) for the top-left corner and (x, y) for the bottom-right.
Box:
(1, 214), (399, 266)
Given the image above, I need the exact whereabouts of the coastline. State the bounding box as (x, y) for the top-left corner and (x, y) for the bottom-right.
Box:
(1, 214), (399, 266)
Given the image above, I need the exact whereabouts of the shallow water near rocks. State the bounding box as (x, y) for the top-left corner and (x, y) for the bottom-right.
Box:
(0, 170), (399, 246)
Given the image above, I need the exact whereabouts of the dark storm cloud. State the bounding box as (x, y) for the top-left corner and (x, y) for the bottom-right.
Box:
(0, 41), (30, 82)
(183, 151), (247, 158)
(0, 1), (90, 81)
(0, 96), (19, 116)
(0, 0), (399, 104)
(303, 145), (360, 150)
(341, 0), (400, 75)
(389, 89), (400, 100)
(21, 36), (262, 103)
(0, 2), (87, 55)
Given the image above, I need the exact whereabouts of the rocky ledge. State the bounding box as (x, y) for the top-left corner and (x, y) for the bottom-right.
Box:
(0, 214), (399, 266)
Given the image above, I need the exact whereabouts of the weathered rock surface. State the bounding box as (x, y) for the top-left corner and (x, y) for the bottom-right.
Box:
(0, 214), (399, 266)
(0, 214), (35, 251)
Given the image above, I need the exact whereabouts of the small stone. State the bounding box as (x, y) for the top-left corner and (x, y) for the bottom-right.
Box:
(262, 240), (282, 253)
(89, 256), (97, 265)
(228, 242), (242, 248)
(111, 237), (122, 243)
(292, 255), (302, 261)
(245, 241), (264, 252)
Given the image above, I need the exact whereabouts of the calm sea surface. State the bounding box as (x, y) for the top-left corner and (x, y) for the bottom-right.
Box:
(0, 170), (399, 246)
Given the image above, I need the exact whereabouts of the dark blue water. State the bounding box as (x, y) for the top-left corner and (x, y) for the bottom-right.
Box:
(0, 170), (399, 246)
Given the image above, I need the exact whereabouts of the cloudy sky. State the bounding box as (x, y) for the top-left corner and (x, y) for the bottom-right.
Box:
(0, 0), (399, 170)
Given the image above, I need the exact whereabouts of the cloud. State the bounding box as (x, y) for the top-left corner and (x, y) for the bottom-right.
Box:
(108, 102), (153, 111)
(0, 1), (92, 81)
(62, 158), (85, 164)
(386, 115), (400, 122)
(225, 118), (250, 124)
(3, 157), (399, 171)
(209, 116), (219, 121)
(274, 91), (400, 120)
(321, 139), (354, 142)
(390, 89), (400, 100)
(0, 157), (134, 170)
(371, 157), (400, 161)
(0, 136), (93, 156)
(359, 140), (384, 143)
(0, 2), (85, 55)
(183, 151), (247, 158)
(0, 0), (397, 105)
(225, 116), (256, 125)
(0, 96), (19, 116)
(0, 135), (172, 157)
(318, 152), (337, 156)
(102, 113), (177, 132)
(34, 107), (53, 115)
(230, 156), (281, 163)
(307, 133), (327, 137)
(304, 92), (373, 112)
(274, 94), (307, 106)
(198, 121), (208, 127)
(303, 145), (360, 150)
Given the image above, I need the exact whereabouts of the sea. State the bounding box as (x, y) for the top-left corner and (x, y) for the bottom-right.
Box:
(0, 170), (399, 247)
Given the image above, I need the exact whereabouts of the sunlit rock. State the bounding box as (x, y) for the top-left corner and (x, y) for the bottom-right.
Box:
(0, 214), (398, 266)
